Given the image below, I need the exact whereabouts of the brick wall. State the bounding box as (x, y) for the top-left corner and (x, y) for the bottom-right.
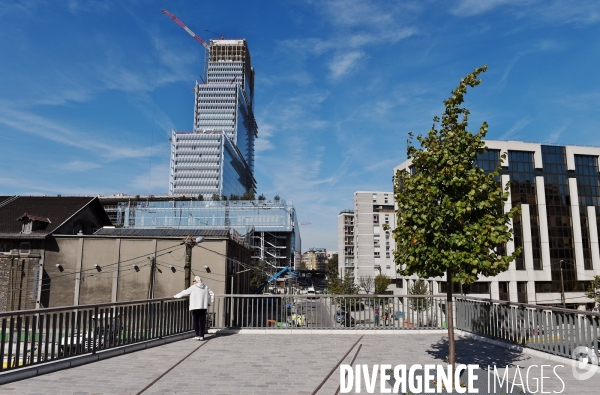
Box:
(0, 253), (41, 312)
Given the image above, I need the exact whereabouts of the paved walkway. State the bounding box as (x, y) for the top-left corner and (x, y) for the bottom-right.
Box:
(0, 332), (599, 394)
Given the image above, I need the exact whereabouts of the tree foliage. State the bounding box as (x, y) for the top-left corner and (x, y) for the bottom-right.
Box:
(374, 274), (392, 295)
(326, 253), (339, 278)
(249, 260), (270, 291)
(392, 65), (520, 284)
(585, 275), (600, 307)
(409, 278), (430, 312)
(328, 274), (358, 295)
(391, 65), (521, 366)
(358, 275), (375, 294)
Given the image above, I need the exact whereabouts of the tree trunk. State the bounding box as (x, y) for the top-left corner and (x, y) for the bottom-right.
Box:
(446, 268), (455, 368)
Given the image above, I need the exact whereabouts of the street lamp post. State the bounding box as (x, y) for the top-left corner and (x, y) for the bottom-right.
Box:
(229, 268), (252, 327)
(231, 268), (251, 295)
(183, 236), (205, 288)
(559, 260), (566, 309)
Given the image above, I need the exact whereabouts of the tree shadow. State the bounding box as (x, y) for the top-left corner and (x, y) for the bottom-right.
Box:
(426, 335), (529, 368)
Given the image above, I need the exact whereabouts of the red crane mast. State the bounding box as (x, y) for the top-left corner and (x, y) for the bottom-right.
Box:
(161, 9), (210, 51)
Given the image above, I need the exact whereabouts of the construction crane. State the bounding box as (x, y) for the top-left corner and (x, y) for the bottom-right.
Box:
(162, 9), (210, 51)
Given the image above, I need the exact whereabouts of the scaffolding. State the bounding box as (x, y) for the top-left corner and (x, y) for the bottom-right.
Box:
(99, 196), (301, 268)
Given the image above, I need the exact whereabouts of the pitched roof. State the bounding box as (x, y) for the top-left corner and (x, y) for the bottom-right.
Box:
(0, 196), (112, 236)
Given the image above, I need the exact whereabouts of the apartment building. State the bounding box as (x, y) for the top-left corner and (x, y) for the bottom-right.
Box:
(337, 192), (398, 294)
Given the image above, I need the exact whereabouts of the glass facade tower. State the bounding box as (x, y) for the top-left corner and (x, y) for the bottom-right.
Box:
(169, 39), (257, 198)
(395, 140), (600, 307)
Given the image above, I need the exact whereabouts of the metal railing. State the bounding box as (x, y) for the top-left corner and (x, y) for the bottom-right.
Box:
(0, 295), (449, 373)
(215, 294), (448, 330)
(0, 298), (192, 373)
(456, 296), (600, 360)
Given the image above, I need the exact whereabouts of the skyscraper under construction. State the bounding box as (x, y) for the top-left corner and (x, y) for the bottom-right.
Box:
(169, 39), (257, 198)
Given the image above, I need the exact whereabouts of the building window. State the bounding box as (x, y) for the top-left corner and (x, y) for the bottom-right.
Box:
(374, 251), (380, 257)
(534, 280), (590, 293)
(373, 214), (379, 224)
(439, 281), (490, 295)
(542, 146), (576, 278)
(574, 154), (600, 270)
(517, 282), (528, 303)
(373, 194), (377, 203)
(507, 151), (540, 270)
(499, 282), (509, 301)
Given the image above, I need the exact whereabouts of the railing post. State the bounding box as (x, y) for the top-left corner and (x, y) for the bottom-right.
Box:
(159, 299), (164, 339)
(92, 306), (98, 355)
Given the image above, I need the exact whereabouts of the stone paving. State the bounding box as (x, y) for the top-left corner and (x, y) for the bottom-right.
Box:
(0, 332), (599, 394)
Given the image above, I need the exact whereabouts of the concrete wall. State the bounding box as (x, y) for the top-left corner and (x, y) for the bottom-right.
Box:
(43, 238), (80, 308)
(40, 236), (245, 308)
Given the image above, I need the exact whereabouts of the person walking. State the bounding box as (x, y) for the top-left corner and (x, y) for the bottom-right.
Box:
(174, 276), (215, 340)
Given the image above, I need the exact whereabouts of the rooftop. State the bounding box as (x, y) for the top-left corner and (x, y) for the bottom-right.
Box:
(0, 196), (111, 237)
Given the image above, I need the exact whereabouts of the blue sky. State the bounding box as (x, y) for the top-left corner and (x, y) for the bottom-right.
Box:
(1, 1), (600, 251)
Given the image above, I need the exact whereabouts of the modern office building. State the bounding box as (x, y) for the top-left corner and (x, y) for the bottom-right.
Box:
(393, 140), (600, 308)
(169, 39), (257, 198)
(337, 192), (399, 294)
(99, 196), (300, 270)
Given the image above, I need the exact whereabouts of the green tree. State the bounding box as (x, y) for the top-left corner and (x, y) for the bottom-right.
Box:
(241, 191), (256, 200)
(197, 194), (204, 201)
(274, 195), (280, 202)
(258, 194), (266, 201)
(211, 193), (220, 201)
(328, 273), (358, 295)
(374, 274), (392, 295)
(358, 275), (375, 294)
(392, 65), (520, 367)
(585, 276), (600, 308)
(409, 278), (430, 312)
(249, 260), (270, 291)
(326, 253), (339, 279)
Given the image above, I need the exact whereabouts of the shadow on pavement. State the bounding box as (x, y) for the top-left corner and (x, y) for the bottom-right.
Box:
(426, 336), (529, 368)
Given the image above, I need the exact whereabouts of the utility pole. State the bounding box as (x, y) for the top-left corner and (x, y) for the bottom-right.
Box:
(183, 236), (205, 289)
(185, 242), (193, 289)
(147, 257), (156, 300)
(559, 260), (566, 309)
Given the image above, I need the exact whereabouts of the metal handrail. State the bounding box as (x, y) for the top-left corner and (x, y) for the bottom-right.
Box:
(455, 296), (600, 361)
(0, 298), (192, 373)
(0, 298), (174, 319)
(457, 295), (600, 317)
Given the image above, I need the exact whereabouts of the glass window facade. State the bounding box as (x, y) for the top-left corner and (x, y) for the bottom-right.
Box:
(541, 145), (578, 288)
(574, 155), (600, 270)
(170, 39), (257, 198)
(505, 151), (542, 270)
(474, 149), (500, 175)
